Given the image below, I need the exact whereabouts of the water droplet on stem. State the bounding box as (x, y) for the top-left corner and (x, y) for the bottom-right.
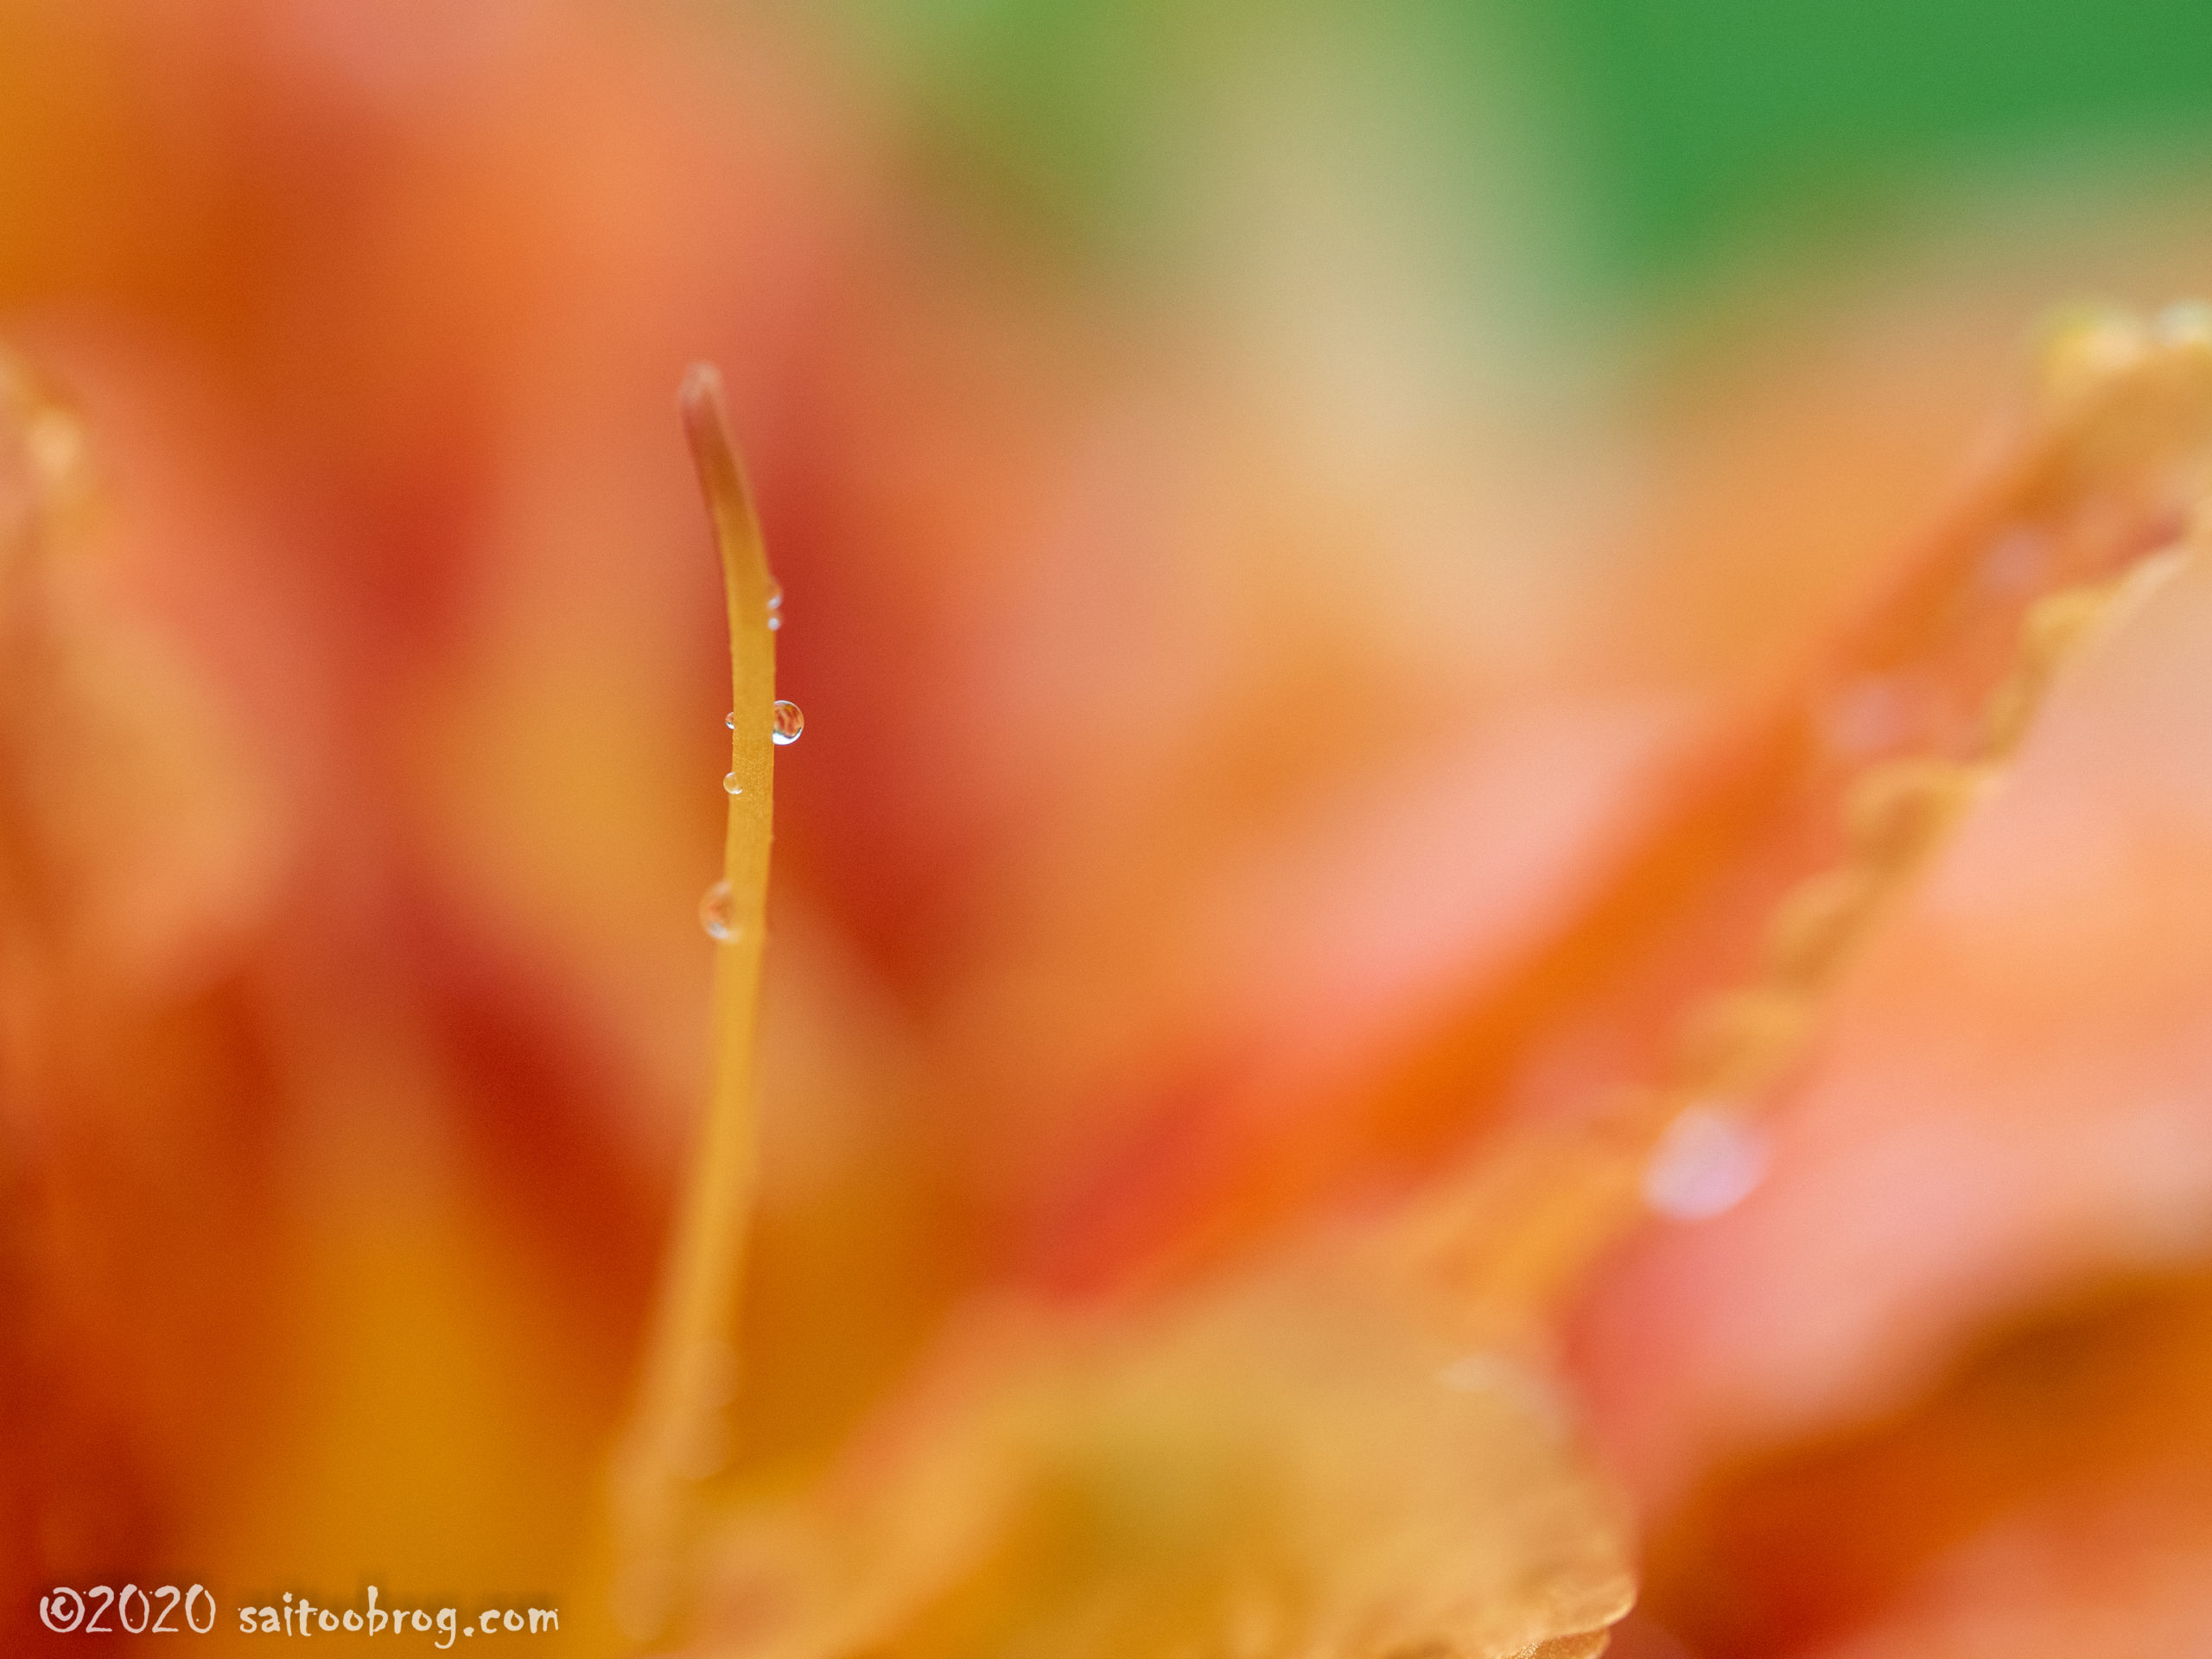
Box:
(698, 880), (739, 941)
(1643, 1105), (1768, 1220)
(771, 700), (804, 745)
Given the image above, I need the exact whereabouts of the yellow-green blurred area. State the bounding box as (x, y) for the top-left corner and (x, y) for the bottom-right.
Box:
(839, 0), (2212, 289)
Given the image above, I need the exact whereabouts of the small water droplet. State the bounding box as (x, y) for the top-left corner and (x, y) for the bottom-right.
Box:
(722, 773), (743, 795)
(1643, 1104), (1768, 1221)
(725, 711), (735, 730)
(771, 700), (804, 745)
(766, 581), (783, 612)
(767, 614), (781, 632)
(698, 880), (738, 941)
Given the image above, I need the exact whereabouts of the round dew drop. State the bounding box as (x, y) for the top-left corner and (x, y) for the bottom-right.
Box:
(766, 582), (785, 632)
(725, 712), (735, 729)
(771, 700), (804, 745)
(698, 880), (739, 942)
(722, 773), (743, 795)
(1643, 1105), (1768, 1221)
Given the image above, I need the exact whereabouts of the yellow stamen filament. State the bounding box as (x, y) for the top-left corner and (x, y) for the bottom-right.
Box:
(610, 364), (779, 1645)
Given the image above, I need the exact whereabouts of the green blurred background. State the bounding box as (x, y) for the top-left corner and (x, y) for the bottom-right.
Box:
(836, 0), (2212, 297)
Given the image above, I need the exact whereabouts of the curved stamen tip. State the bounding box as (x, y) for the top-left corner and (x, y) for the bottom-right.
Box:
(680, 362), (741, 507)
(677, 361), (771, 620)
(678, 358), (722, 407)
(677, 361), (727, 463)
